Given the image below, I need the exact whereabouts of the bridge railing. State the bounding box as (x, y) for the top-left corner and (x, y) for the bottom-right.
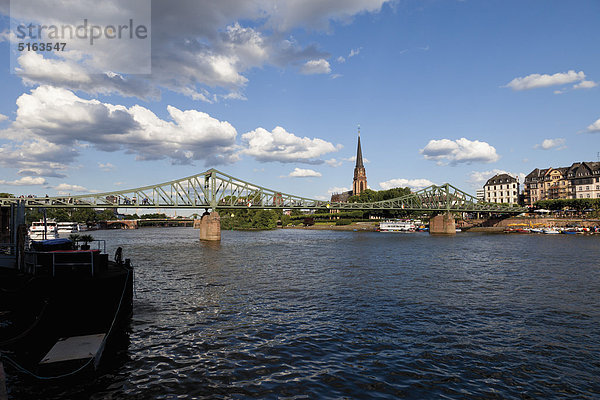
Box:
(0, 169), (527, 213)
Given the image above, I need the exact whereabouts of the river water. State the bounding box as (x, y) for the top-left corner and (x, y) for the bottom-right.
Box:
(8, 227), (600, 399)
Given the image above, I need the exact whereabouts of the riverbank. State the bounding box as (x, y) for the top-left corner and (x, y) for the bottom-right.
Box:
(282, 222), (378, 231)
(281, 217), (600, 233)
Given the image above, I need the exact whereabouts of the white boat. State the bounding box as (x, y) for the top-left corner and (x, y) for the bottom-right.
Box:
(542, 228), (560, 234)
(29, 220), (59, 240)
(379, 220), (415, 232)
(57, 222), (80, 235)
(78, 223), (88, 232)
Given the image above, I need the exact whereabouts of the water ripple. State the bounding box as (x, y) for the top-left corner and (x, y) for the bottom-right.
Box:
(8, 228), (600, 399)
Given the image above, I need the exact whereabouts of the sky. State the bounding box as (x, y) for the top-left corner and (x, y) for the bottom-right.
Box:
(0, 0), (599, 203)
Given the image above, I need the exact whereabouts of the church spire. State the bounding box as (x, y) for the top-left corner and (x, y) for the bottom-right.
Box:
(355, 125), (364, 168)
(352, 125), (367, 196)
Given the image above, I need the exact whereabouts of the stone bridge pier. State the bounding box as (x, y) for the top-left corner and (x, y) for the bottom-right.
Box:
(429, 212), (456, 235)
(196, 210), (221, 241)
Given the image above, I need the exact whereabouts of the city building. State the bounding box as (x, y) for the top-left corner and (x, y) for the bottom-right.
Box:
(476, 189), (484, 202)
(331, 129), (367, 203)
(483, 173), (519, 204)
(523, 161), (600, 205)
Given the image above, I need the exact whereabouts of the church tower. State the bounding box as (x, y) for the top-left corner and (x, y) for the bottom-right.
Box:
(352, 126), (367, 196)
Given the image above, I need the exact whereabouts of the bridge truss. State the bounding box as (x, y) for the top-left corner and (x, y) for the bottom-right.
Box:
(0, 168), (526, 213)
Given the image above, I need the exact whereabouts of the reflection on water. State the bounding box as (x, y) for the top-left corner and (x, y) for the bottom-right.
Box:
(8, 228), (600, 399)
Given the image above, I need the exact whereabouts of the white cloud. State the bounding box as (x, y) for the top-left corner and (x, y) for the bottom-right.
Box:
(505, 70), (586, 91)
(0, 114), (7, 122)
(469, 170), (524, 188)
(287, 168), (322, 178)
(337, 56), (346, 63)
(0, 138), (74, 178)
(300, 59), (331, 74)
(379, 178), (434, 191)
(325, 158), (343, 167)
(573, 80), (597, 89)
(265, 1), (389, 31)
(16, 52), (158, 99)
(588, 118), (600, 132)
(54, 183), (89, 195)
(0, 176), (46, 186)
(8, 1), (390, 101)
(241, 126), (340, 163)
(327, 186), (349, 195)
(469, 169), (510, 185)
(420, 138), (499, 164)
(98, 162), (115, 171)
(343, 155), (370, 164)
(2, 86), (239, 169)
(534, 138), (566, 150)
(348, 47), (361, 58)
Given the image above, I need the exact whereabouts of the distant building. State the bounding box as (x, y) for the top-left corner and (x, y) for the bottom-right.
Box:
(523, 161), (600, 205)
(483, 173), (519, 204)
(476, 189), (484, 201)
(331, 128), (368, 203)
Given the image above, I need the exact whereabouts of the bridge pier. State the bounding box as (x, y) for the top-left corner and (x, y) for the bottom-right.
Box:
(198, 211), (221, 241)
(429, 212), (456, 235)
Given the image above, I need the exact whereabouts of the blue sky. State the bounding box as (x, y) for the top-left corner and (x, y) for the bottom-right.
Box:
(1, 0), (599, 203)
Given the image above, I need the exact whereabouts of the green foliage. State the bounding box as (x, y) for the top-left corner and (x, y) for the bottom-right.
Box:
(220, 209), (279, 230)
(79, 234), (94, 243)
(348, 187), (412, 203)
(25, 207), (112, 224)
(335, 219), (352, 226)
(96, 209), (117, 221)
(289, 210), (365, 220)
(535, 198), (600, 211)
(280, 214), (291, 227)
(0, 193), (14, 198)
(69, 233), (80, 242)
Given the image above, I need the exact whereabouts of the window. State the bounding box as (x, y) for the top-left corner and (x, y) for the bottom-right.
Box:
(587, 194), (590, 198)
(586, 186), (590, 191)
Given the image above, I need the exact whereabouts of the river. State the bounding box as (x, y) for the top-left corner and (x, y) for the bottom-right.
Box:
(8, 228), (600, 399)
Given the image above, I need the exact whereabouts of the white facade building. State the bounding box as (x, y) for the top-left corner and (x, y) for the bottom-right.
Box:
(483, 174), (519, 204)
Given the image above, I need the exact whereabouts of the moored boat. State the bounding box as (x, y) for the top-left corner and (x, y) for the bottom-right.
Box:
(56, 221), (80, 235)
(0, 237), (134, 381)
(28, 219), (59, 240)
(379, 220), (416, 232)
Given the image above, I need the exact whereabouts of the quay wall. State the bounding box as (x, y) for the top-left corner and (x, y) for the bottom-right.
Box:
(461, 217), (600, 230)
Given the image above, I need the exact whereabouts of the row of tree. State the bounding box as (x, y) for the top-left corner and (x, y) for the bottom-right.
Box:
(220, 209), (281, 230)
(25, 208), (116, 225)
(534, 198), (600, 211)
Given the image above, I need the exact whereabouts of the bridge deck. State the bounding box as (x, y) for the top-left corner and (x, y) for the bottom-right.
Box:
(0, 169), (526, 214)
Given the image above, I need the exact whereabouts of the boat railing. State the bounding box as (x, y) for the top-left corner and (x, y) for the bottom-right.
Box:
(24, 249), (109, 277)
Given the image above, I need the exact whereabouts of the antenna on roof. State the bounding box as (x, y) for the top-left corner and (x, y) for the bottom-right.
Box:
(357, 124), (360, 137)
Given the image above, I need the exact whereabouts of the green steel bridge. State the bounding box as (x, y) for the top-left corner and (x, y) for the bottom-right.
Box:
(0, 168), (526, 214)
